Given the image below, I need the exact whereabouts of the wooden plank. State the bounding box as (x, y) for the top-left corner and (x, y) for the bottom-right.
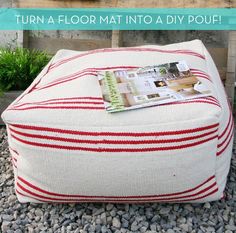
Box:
(208, 47), (228, 81)
(22, 30), (30, 48)
(112, 30), (123, 47)
(15, 0), (235, 8)
(28, 37), (111, 54)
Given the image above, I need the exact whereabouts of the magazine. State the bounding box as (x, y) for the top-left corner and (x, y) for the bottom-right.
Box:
(97, 61), (212, 113)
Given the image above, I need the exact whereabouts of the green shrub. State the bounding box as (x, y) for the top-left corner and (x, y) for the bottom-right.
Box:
(0, 47), (51, 94)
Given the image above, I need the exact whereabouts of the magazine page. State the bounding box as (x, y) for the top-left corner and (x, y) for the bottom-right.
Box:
(98, 61), (212, 113)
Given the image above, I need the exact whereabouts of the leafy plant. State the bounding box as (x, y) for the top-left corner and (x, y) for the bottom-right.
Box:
(0, 47), (51, 94)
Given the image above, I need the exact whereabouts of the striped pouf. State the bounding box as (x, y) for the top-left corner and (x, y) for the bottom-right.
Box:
(1, 40), (234, 203)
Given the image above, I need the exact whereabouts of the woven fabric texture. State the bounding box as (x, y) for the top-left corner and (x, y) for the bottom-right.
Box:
(1, 40), (233, 203)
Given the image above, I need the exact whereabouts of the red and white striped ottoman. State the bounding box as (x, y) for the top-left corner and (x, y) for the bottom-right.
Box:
(1, 40), (234, 203)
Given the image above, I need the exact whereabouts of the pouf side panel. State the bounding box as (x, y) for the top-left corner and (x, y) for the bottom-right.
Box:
(202, 44), (234, 196)
(9, 114), (221, 203)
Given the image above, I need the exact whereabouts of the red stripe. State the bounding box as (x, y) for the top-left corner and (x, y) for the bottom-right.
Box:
(8, 106), (105, 111)
(190, 69), (211, 81)
(204, 96), (218, 102)
(11, 133), (218, 152)
(16, 182), (217, 203)
(13, 98), (104, 109)
(43, 67), (208, 91)
(12, 66), (137, 106)
(36, 67), (208, 93)
(8, 100), (220, 111)
(34, 72), (97, 92)
(185, 96), (219, 104)
(162, 100), (221, 108)
(43, 66), (138, 87)
(9, 147), (19, 156)
(17, 175), (215, 198)
(27, 101), (104, 105)
(8, 99), (221, 111)
(191, 71), (211, 78)
(33, 66), (138, 93)
(49, 48), (205, 70)
(11, 160), (17, 168)
(191, 74), (211, 81)
(11, 123), (219, 137)
(16, 188), (218, 203)
(35, 66), (138, 91)
(11, 157), (18, 169)
(10, 101), (104, 111)
(194, 97), (219, 103)
(38, 67), (210, 92)
(9, 127), (218, 145)
(217, 129), (234, 156)
(219, 113), (232, 140)
(217, 119), (234, 148)
(45, 66), (203, 89)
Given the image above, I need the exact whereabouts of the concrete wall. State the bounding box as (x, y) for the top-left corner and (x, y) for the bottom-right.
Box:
(0, 0), (24, 48)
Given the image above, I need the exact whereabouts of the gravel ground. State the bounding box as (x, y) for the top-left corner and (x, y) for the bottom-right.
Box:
(0, 127), (236, 233)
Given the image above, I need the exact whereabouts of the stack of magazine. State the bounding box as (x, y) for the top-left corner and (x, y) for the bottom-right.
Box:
(98, 61), (212, 113)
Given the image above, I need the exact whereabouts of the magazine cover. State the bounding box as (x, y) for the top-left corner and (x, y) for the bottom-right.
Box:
(98, 61), (212, 113)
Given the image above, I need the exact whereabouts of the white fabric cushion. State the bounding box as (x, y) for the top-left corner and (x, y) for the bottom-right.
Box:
(1, 39), (233, 203)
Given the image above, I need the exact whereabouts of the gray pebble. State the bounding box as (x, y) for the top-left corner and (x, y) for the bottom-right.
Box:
(14, 230), (23, 233)
(150, 224), (157, 231)
(93, 208), (104, 216)
(35, 209), (43, 217)
(1, 221), (11, 232)
(159, 207), (171, 215)
(178, 217), (187, 224)
(140, 226), (148, 233)
(106, 204), (114, 211)
(101, 225), (108, 233)
(225, 225), (236, 231)
(130, 221), (139, 231)
(62, 219), (71, 226)
(27, 226), (34, 233)
(167, 229), (175, 233)
(110, 210), (116, 217)
(112, 217), (121, 229)
(107, 216), (112, 224)
(179, 224), (189, 232)
(100, 212), (107, 224)
(184, 204), (194, 212)
(2, 214), (14, 221)
(121, 218), (129, 228)
(8, 195), (16, 203)
(204, 203), (211, 209)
